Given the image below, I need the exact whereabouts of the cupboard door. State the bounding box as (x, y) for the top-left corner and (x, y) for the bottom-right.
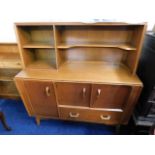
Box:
(24, 80), (58, 117)
(91, 84), (131, 109)
(55, 82), (91, 107)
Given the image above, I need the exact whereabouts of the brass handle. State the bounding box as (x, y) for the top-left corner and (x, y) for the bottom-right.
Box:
(93, 89), (102, 105)
(97, 89), (101, 99)
(69, 112), (80, 118)
(45, 86), (50, 96)
(100, 115), (111, 120)
(82, 88), (86, 98)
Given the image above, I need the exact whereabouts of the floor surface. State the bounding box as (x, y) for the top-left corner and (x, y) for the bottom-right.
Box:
(0, 99), (114, 135)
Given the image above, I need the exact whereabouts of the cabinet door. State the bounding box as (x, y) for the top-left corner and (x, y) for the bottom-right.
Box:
(91, 84), (131, 109)
(55, 82), (91, 107)
(24, 80), (58, 117)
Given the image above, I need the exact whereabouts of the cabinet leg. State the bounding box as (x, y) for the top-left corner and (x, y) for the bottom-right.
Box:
(115, 125), (121, 134)
(0, 112), (11, 131)
(36, 117), (40, 125)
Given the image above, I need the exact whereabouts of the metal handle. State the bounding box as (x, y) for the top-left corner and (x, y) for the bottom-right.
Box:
(45, 86), (50, 96)
(82, 88), (86, 98)
(69, 112), (80, 118)
(97, 89), (101, 99)
(100, 115), (111, 120)
(92, 89), (102, 105)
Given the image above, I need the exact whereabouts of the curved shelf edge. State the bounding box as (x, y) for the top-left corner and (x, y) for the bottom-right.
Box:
(57, 44), (136, 51)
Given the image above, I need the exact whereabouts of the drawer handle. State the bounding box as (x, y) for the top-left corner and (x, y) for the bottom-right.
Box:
(69, 112), (80, 118)
(100, 115), (111, 120)
(82, 88), (86, 98)
(45, 86), (50, 96)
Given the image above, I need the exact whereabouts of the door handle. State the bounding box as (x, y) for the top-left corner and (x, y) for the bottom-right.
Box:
(82, 88), (86, 99)
(92, 89), (102, 105)
(45, 86), (50, 96)
(97, 89), (101, 98)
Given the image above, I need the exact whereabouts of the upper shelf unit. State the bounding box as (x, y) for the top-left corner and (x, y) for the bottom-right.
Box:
(15, 22), (146, 73)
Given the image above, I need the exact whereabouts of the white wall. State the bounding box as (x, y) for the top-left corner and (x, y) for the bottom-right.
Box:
(0, 0), (154, 42)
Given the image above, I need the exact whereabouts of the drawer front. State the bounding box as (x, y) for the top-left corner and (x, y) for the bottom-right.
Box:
(24, 80), (58, 117)
(91, 84), (131, 109)
(55, 82), (91, 107)
(59, 106), (122, 125)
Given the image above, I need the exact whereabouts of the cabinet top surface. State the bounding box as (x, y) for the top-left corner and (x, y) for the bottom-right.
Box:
(15, 22), (147, 26)
(15, 61), (142, 86)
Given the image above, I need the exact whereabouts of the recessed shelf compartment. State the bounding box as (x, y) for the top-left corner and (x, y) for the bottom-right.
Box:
(23, 48), (56, 69)
(57, 47), (129, 71)
(55, 25), (138, 50)
(17, 26), (54, 47)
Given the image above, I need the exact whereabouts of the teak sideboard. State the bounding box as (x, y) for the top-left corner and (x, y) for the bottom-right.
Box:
(14, 22), (146, 125)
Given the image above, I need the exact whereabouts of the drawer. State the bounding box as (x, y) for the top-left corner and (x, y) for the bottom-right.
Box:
(55, 82), (91, 107)
(59, 106), (122, 125)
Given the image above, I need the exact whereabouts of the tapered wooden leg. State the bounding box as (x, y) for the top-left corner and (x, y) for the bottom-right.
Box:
(0, 112), (11, 131)
(36, 117), (40, 125)
(115, 125), (121, 134)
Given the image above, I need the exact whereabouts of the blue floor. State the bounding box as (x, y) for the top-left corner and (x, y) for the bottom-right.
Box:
(0, 99), (114, 135)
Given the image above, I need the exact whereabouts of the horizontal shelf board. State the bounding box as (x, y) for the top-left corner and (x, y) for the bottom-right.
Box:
(57, 43), (136, 50)
(0, 60), (22, 69)
(23, 42), (55, 49)
(15, 22), (146, 26)
(0, 76), (13, 82)
(0, 93), (20, 98)
(17, 61), (142, 85)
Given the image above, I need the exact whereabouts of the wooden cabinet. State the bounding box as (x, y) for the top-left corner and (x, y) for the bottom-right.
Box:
(55, 82), (91, 107)
(90, 84), (131, 109)
(14, 22), (146, 125)
(23, 80), (58, 117)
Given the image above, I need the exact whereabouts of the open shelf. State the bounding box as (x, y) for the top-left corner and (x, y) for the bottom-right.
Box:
(16, 23), (146, 74)
(55, 25), (139, 49)
(23, 48), (56, 69)
(0, 81), (19, 98)
(17, 26), (54, 47)
(57, 43), (136, 50)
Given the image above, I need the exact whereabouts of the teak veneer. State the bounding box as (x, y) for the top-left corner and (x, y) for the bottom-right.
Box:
(14, 22), (146, 125)
(0, 43), (21, 99)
